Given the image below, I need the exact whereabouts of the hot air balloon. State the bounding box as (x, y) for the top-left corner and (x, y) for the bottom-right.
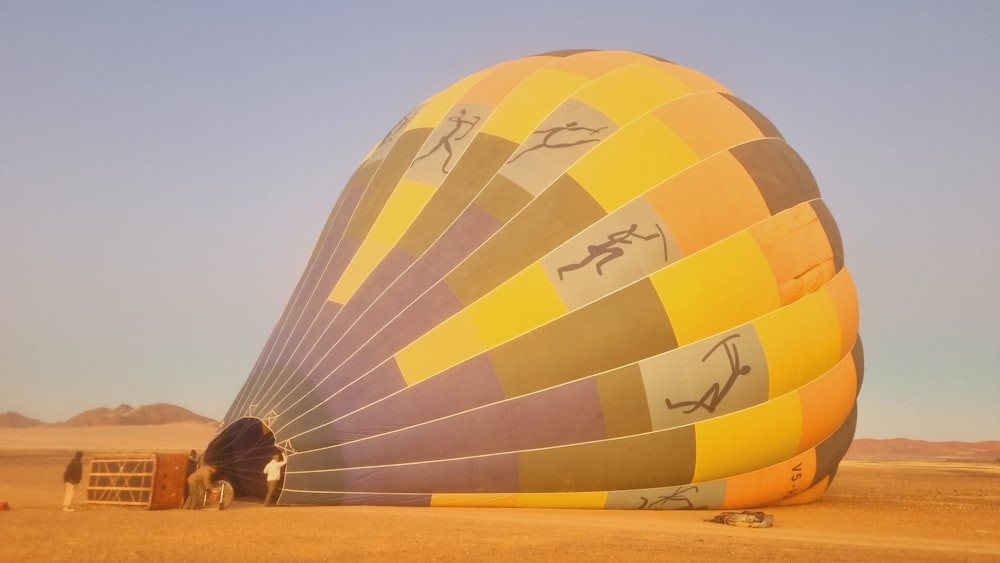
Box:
(204, 49), (862, 510)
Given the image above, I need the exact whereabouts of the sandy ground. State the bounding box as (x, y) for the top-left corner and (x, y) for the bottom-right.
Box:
(1, 425), (998, 562)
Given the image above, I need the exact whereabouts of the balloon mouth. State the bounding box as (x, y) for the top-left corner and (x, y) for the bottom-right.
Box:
(203, 417), (280, 501)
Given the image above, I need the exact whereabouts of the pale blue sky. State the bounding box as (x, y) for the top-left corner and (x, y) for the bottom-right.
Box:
(2, 1), (997, 441)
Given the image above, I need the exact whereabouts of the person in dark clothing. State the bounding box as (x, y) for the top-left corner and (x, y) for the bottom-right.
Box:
(62, 451), (83, 512)
(186, 450), (198, 476)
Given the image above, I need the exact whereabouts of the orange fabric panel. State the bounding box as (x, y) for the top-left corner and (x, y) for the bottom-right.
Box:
(644, 151), (771, 256)
(551, 50), (654, 78)
(461, 57), (558, 105)
(653, 93), (766, 158)
(825, 267), (861, 358)
(797, 354), (859, 452)
(772, 475), (830, 506)
(750, 202), (835, 305)
(721, 450), (817, 509)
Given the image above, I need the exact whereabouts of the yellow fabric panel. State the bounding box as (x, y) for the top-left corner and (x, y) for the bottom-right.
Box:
(431, 491), (607, 509)
(643, 151), (770, 256)
(721, 450), (817, 509)
(514, 492), (608, 509)
(650, 232), (780, 346)
(691, 392), (802, 483)
(460, 56), (557, 105)
(826, 267), (860, 358)
(396, 312), (485, 386)
(327, 240), (387, 304)
(468, 263), (568, 348)
(749, 203), (835, 305)
(573, 63), (692, 125)
(569, 114), (698, 212)
(797, 353), (858, 452)
(327, 180), (435, 304)
(772, 475), (830, 506)
(367, 180), (437, 246)
(408, 69), (489, 130)
(479, 68), (591, 142)
(754, 283), (844, 399)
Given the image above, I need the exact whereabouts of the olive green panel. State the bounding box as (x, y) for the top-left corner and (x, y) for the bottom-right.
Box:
(519, 424), (697, 491)
(398, 134), (519, 257)
(730, 140), (820, 217)
(475, 174), (534, 224)
(641, 327), (768, 430)
(720, 93), (783, 140)
(852, 336), (865, 391)
(492, 280), (678, 398)
(445, 174), (606, 306)
(344, 128), (432, 240)
(595, 364), (653, 438)
(813, 405), (857, 488)
(538, 49), (597, 58)
(810, 199), (845, 272)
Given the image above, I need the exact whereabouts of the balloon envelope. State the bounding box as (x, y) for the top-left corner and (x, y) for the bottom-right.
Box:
(205, 49), (862, 510)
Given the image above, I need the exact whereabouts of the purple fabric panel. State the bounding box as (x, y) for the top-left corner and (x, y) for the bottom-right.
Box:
(232, 296), (338, 420)
(507, 378), (607, 448)
(335, 375), (605, 467)
(236, 189), (363, 420)
(339, 402), (516, 467)
(340, 454), (520, 493)
(321, 354), (505, 444)
(303, 204), (500, 404)
(324, 259), (443, 368)
(257, 186), (364, 368)
(268, 237), (361, 378)
(282, 299), (342, 371)
(280, 490), (433, 507)
(316, 281), (464, 394)
(259, 301), (342, 409)
(319, 359), (407, 421)
(318, 247), (415, 358)
(422, 204), (502, 275)
(270, 361), (406, 441)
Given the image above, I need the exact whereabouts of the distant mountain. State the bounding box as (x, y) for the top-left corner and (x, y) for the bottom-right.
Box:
(0, 404), (218, 427)
(62, 403), (217, 426)
(847, 438), (1000, 461)
(0, 411), (46, 428)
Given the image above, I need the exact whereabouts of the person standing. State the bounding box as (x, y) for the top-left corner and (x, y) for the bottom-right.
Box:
(262, 453), (288, 506)
(62, 451), (83, 512)
(181, 450), (199, 507)
(181, 464), (216, 509)
(186, 450), (199, 476)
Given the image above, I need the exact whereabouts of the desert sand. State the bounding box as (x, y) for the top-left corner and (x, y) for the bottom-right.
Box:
(1, 425), (998, 562)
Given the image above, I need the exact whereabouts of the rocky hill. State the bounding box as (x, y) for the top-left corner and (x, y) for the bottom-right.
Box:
(0, 403), (217, 427)
(0, 411), (46, 428)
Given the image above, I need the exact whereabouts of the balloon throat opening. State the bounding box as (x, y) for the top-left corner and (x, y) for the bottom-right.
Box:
(202, 417), (279, 501)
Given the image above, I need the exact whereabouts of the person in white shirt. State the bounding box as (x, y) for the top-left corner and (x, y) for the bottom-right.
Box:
(262, 453), (288, 506)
